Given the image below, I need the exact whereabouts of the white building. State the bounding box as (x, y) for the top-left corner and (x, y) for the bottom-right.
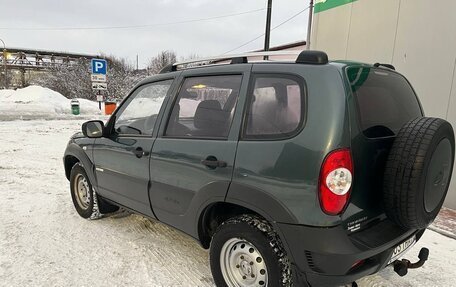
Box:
(310, 0), (456, 208)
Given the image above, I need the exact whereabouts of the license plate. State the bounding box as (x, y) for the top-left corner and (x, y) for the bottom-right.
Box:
(388, 235), (416, 265)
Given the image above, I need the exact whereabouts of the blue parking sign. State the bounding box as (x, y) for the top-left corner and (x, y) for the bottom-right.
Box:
(91, 59), (107, 75)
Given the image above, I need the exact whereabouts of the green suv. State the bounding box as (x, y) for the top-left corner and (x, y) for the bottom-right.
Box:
(63, 51), (455, 286)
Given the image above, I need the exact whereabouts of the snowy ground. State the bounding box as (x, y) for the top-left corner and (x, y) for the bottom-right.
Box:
(0, 119), (455, 287)
(0, 86), (102, 121)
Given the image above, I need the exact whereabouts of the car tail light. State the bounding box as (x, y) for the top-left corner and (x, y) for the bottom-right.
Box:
(319, 149), (353, 215)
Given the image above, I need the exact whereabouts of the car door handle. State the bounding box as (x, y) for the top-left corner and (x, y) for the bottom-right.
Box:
(201, 157), (227, 168)
(131, 147), (149, 158)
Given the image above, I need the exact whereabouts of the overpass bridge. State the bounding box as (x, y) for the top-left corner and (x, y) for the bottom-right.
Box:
(1, 47), (100, 88)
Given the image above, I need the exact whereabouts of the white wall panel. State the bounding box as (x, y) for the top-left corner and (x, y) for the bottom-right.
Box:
(392, 0), (456, 118)
(312, 3), (353, 60)
(346, 0), (400, 63)
(444, 61), (456, 208)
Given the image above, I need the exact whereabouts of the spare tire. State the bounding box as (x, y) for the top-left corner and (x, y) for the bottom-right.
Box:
(383, 117), (455, 229)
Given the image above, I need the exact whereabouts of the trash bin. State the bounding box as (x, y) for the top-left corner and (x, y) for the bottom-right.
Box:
(71, 99), (80, 115)
(104, 101), (117, 115)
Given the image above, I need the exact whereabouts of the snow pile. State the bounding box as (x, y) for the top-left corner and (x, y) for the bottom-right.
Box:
(0, 85), (102, 120)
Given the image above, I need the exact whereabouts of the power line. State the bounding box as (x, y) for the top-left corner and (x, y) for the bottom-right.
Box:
(0, 8), (265, 31)
(222, 6), (309, 55)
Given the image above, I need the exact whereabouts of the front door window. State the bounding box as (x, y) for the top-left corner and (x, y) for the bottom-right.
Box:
(115, 79), (173, 135)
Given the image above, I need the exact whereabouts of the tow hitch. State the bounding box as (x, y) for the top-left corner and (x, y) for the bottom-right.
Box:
(393, 247), (429, 276)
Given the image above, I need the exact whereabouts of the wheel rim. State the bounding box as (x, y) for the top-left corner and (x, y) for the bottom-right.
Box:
(424, 138), (452, 213)
(220, 238), (268, 287)
(74, 174), (91, 210)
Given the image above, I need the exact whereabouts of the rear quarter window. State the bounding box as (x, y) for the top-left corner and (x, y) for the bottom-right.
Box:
(347, 67), (423, 138)
(243, 74), (306, 140)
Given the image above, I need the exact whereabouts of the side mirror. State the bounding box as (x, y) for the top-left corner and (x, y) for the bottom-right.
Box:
(82, 120), (104, 138)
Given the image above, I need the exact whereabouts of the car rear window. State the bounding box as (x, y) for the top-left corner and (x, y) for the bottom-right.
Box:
(347, 67), (423, 138)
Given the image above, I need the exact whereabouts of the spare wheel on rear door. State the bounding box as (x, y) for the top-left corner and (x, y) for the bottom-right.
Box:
(383, 117), (455, 229)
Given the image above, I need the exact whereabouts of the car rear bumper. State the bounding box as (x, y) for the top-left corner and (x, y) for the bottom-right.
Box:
(276, 219), (425, 287)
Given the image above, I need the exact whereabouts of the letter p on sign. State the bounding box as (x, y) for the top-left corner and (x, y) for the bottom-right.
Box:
(91, 59), (107, 75)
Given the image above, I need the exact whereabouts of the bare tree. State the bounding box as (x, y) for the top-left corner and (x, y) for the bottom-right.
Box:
(104, 54), (139, 99)
(33, 58), (93, 99)
(147, 50), (177, 75)
(32, 55), (147, 100)
(180, 53), (200, 62)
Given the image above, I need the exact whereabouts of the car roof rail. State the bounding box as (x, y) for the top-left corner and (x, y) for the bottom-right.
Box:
(296, 50), (329, 65)
(158, 63), (176, 74)
(373, 63), (396, 70)
(166, 51), (301, 72)
(159, 50), (330, 73)
(230, 57), (248, 64)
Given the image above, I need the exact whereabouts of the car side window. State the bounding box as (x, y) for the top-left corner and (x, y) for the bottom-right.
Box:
(165, 75), (242, 139)
(114, 80), (173, 136)
(244, 75), (305, 139)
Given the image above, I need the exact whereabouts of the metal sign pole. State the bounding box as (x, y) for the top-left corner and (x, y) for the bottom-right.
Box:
(2, 49), (6, 89)
(97, 90), (102, 110)
(264, 0), (273, 60)
(306, 0), (314, 50)
(0, 38), (7, 89)
(91, 58), (108, 111)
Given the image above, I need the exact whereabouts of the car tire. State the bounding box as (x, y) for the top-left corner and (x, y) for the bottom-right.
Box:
(70, 163), (101, 219)
(209, 215), (292, 287)
(383, 117), (455, 229)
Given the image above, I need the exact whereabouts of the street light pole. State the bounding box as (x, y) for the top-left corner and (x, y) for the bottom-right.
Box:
(306, 0), (314, 50)
(0, 38), (7, 89)
(263, 0), (272, 60)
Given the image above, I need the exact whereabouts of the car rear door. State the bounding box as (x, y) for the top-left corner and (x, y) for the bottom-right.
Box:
(343, 66), (424, 229)
(149, 65), (251, 235)
(93, 77), (176, 217)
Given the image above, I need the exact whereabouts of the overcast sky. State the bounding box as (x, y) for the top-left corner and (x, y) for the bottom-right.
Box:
(0, 0), (309, 68)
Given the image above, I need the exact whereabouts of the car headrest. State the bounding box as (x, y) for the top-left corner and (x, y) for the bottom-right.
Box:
(194, 100), (226, 134)
(272, 83), (288, 106)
